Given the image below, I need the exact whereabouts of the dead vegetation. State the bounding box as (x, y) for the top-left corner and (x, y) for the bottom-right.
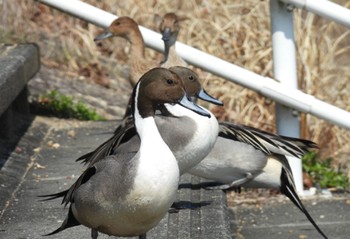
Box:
(1, 0), (350, 172)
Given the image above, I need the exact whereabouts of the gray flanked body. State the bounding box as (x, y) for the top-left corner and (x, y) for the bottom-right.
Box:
(188, 136), (270, 186)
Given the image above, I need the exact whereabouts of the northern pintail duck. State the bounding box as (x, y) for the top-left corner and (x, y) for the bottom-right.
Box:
(94, 17), (158, 87)
(159, 12), (187, 67)
(44, 68), (210, 239)
(189, 122), (328, 239)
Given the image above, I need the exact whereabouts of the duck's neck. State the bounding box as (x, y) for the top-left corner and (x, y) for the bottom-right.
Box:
(133, 84), (167, 150)
(136, 116), (165, 148)
(128, 29), (146, 59)
(161, 42), (186, 67)
(169, 45), (185, 65)
(161, 41), (171, 64)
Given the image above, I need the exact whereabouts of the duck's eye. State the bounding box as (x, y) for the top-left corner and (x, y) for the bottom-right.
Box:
(189, 76), (195, 81)
(115, 21), (121, 26)
(166, 79), (174, 85)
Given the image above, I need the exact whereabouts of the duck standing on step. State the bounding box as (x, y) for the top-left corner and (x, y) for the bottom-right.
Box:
(44, 68), (210, 239)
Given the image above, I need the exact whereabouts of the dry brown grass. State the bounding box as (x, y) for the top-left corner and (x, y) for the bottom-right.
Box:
(1, 0), (350, 168)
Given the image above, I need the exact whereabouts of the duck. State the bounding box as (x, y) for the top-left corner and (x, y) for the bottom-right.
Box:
(188, 122), (328, 239)
(158, 12), (187, 67)
(44, 67), (211, 239)
(94, 16), (158, 87)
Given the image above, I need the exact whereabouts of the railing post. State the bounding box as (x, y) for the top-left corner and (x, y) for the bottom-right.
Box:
(270, 0), (304, 194)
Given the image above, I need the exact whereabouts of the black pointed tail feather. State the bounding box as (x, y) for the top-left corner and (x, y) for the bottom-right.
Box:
(38, 189), (69, 202)
(280, 167), (328, 239)
(44, 205), (80, 236)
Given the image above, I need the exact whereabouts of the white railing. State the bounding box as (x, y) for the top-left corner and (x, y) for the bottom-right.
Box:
(36, 0), (350, 193)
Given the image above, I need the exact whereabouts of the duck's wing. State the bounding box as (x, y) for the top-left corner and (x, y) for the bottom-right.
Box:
(38, 164), (97, 206)
(219, 121), (318, 158)
(219, 122), (273, 155)
(76, 116), (137, 166)
(40, 117), (137, 203)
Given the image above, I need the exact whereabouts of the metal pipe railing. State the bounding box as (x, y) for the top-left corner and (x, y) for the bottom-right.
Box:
(36, 0), (350, 131)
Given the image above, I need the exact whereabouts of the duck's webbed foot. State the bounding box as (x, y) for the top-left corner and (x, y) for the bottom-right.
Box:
(205, 173), (254, 191)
